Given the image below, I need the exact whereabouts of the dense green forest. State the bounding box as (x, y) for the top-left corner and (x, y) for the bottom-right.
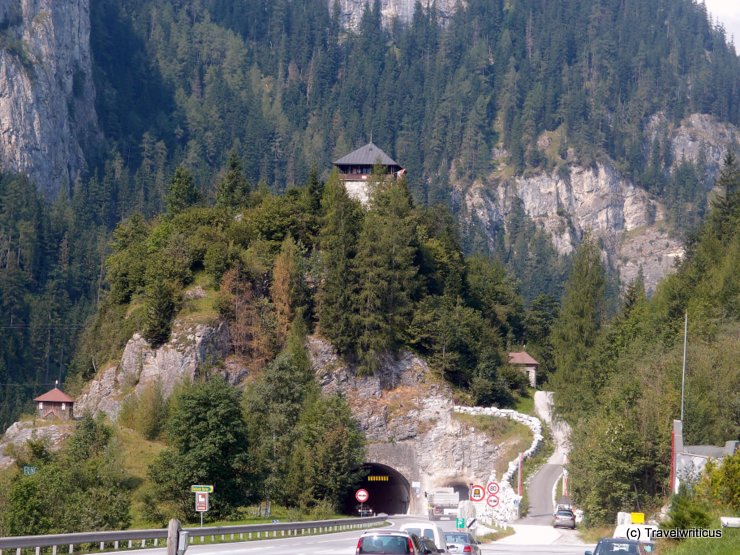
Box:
(2, 0), (738, 429)
(1, 1), (740, 531)
(553, 154), (740, 523)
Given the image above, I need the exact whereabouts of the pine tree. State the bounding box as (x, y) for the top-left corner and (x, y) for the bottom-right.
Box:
(317, 171), (363, 356)
(355, 178), (419, 372)
(143, 280), (177, 347)
(216, 149), (250, 208)
(551, 236), (606, 421)
(271, 235), (307, 345)
(165, 167), (199, 216)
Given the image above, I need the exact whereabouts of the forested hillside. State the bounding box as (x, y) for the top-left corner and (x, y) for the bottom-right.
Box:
(1, 0), (739, 431)
(552, 154), (740, 523)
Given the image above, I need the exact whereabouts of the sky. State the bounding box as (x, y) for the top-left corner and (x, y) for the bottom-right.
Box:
(703, 0), (740, 51)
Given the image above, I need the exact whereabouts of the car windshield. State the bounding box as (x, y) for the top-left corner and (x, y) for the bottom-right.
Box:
(595, 540), (642, 554)
(405, 528), (434, 540)
(556, 511), (574, 517)
(359, 535), (411, 554)
(445, 533), (471, 543)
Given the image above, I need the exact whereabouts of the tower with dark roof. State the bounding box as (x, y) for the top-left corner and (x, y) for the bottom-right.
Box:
(333, 142), (405, 204)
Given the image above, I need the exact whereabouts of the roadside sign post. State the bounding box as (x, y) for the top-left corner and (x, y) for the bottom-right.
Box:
(356, 488), (369, 516)
(191, 485), (213, 528)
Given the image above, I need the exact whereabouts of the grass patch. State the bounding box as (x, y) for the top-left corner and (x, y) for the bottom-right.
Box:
(115, 425), (167, 527)
(478, 527), (516, 542)
(659, 527), (740, 555)
(177, 271), (219, 323)
(578, 525), (613, 544)
(513, 390), (536, 416)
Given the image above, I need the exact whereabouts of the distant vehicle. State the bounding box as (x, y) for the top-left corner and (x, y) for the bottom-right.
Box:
(357, 505), (374, 517)
(444, 531), (481, 555)
(427, 487), (461, 521)
(356, 530), (420, 554)
(399, 521), (448, 552)
(553, 509), (576, 529)
(585, 538), (654, 555)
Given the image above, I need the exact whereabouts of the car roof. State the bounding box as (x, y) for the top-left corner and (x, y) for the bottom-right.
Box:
(362, 530), (413, 537)
(598, 538), (642, 544)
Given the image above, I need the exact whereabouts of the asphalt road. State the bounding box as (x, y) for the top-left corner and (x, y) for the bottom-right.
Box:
(104, 516), (593, 555)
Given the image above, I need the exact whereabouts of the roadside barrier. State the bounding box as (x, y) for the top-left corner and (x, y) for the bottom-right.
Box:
(0, 515), (386, 554)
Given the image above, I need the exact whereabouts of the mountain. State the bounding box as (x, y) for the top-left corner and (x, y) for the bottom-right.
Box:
(0, 0), (739, 426)
(0, 0), (99, 197)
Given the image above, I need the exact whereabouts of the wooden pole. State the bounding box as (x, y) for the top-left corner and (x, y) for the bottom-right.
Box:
(166, 519), (181, 555)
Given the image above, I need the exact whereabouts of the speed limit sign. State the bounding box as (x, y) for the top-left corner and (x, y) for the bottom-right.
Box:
(487, 481), (500, 495)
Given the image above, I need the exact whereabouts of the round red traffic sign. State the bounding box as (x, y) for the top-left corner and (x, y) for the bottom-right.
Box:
(486, 494), (499, 508)
(487, 481), (500, 495)
(470, 484), (485, 502)
(356, 489), (369, 503)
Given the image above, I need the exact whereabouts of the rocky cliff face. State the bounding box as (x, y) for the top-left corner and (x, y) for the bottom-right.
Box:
(0, 420), (74, 470)
(458, 114), (736, 293)
(309, 336), (517, 504)
(333, 0), (459, 28)
(0, 0), (98, 196)
(74, 320), (235, 420)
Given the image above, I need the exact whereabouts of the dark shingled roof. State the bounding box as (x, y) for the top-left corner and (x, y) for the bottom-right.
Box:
(333, 142), (400, 167)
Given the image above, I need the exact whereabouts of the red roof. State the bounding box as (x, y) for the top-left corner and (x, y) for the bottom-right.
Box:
(508, 352), (540, 366)
(34, 387), (74, 403)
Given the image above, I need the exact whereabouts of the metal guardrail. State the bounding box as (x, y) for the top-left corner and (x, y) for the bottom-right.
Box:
(0, 515), (386, 554)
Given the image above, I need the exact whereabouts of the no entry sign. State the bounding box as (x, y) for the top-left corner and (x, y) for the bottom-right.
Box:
(356, 489), (370, 503)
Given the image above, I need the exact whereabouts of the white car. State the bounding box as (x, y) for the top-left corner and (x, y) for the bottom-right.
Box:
(399, 522), (447, 553)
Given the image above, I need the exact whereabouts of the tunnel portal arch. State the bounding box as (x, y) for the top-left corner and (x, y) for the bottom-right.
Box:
(343, 463), (411, 516)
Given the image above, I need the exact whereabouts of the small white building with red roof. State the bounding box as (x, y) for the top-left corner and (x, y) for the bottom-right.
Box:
(34, 387), (75, 420)
(508, 351), (540, 388)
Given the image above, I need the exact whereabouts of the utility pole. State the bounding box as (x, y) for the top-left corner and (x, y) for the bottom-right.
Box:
(681, 311), (688, 422)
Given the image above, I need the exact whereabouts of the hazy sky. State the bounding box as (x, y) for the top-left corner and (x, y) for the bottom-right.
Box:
(703, 0), (740, 51)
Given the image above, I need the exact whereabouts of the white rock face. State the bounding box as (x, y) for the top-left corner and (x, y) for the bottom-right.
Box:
(649, 112), (738, 178)
(74, 321), (231, 420)
(0, 0), (98, 196)
(333, 0), (459, 29)
(460, 161), (683, 293)
(0, 420), (75, 470)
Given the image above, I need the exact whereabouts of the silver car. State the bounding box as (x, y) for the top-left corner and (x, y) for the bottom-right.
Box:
(553, 509), (576, 529)
(444, 531), (481, 555)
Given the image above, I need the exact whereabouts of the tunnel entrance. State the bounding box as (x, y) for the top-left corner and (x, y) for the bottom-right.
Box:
(343, 463), (411, 516)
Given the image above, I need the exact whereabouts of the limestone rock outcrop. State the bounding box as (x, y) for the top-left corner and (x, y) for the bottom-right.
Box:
(73, 320), (232, 420)
(458, 161), (683, 293)
(333, 0), (459, 29)
(0, 420), (75, 470)
(458, 113), (737, 293)
(0, 0), (98, 196)
(309, 335), (523, 514)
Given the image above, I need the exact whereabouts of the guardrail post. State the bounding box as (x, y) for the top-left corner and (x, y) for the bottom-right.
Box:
(68, 544), (73, 553)
(167, 519), (181, 555)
